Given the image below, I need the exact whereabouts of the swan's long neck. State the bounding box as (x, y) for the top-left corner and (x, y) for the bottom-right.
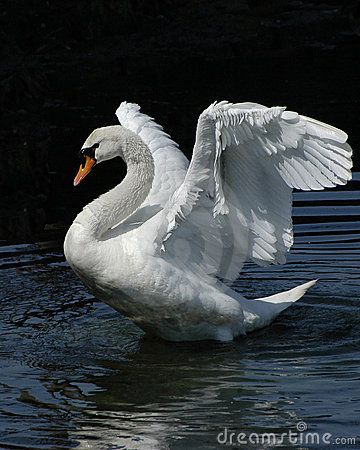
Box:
(75, 130), (154, 239)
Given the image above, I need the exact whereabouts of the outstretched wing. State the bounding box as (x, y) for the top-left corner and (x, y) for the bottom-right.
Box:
(116, 102), (188, 207)
(155, 101), (353, 280)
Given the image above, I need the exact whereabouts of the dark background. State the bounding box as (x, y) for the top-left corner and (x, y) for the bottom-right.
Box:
(1, 0), (359, 242)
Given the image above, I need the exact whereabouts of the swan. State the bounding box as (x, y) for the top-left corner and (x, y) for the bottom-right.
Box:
(64, 101), (353, 341)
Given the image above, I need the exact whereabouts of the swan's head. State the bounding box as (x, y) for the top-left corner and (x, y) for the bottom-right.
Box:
(74, 125), (125, 186)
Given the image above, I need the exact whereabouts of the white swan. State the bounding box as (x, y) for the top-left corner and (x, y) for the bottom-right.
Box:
(64, 101), (353, 341)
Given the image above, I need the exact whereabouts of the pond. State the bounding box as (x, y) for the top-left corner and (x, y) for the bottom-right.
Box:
(0, 173), (359, 449)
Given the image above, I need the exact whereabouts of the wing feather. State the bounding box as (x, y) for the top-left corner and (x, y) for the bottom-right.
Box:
(154, 101), (353, 280)
(116, 102), (188, 207)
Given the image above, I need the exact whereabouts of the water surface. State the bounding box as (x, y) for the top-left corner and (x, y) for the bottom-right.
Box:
(1, 174), (359, 449)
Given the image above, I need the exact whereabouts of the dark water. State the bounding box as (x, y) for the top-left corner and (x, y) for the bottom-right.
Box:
(1, 173), (359, 449)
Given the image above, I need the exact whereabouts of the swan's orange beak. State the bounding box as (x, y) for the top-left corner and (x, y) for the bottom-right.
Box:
(74, 156), (96, 186)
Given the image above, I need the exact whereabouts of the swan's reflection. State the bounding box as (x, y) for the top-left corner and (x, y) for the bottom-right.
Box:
(62, 337), (298, 450)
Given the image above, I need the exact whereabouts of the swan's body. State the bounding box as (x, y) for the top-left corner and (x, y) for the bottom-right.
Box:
(64, 101), (352, 341)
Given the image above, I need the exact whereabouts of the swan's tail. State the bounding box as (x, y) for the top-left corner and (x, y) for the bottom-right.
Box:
(241, 280), (317, 333)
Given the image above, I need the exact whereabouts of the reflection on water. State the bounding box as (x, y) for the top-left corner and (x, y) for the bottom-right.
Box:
(0, 174), (359, 449)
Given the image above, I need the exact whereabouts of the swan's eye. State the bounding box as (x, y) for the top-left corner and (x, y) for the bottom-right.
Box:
(79, 143), (99, 160)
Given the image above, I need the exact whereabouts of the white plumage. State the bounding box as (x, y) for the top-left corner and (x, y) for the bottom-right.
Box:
(64, 101), (353, 341)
